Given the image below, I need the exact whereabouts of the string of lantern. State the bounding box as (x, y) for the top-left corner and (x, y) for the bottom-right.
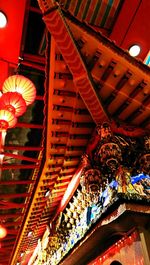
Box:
(0, 74), (36, 239)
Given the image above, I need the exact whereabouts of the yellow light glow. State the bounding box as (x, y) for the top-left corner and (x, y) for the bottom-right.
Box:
(0, 224), (7, 239)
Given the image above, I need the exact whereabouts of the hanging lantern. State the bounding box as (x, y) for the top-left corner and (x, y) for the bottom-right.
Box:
(2, 75), (36, 106)
(80, 168), (102, 204)
(97, 123), (122, 174)
(0, 92), (27, 117)
(0, 109), (17, 129)
(0, 224), (7, 239)
(98, 142), (122, 173)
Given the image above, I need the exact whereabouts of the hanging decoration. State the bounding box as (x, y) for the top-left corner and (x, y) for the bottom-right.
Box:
(2, 74), (36, 106)
(80, 168), (102, 204)
(0, 109), (17, 129)
(80, 147), (102, 204)
(0, 109), (17, 167)
(97, 123), (122, 174)
(0, 92), (27, 117)
(0, 74), (36, 181)
(138, 137), (150, 175)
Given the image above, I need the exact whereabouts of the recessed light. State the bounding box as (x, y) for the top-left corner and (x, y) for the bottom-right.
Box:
(28, 231), (33, 237)
(45, 189), (50, 197)
(128, 44), (141, 57)
(0, 11), (7, 28)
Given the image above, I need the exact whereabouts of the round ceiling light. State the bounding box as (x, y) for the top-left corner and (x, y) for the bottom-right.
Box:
(128, 44), (141, 57)
(0, 11), (7, 28)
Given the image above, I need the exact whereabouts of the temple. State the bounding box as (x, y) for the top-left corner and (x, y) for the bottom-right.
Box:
(0, 1), (150, 265)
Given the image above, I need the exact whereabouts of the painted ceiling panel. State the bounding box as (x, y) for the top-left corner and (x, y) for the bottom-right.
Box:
(59, 0), (123, 30)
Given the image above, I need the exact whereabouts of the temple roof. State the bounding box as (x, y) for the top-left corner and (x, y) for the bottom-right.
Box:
(0, 1), (149, 264)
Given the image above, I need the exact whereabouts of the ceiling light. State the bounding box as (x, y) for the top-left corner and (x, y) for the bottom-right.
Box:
(128, 44), (141, 57)
(45, 189), (51, 197)
(0, 11), (7, 28)
(28, 231), (33, 237)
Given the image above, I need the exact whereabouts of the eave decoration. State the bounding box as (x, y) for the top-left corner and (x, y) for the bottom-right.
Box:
(29, 123), (150, 265)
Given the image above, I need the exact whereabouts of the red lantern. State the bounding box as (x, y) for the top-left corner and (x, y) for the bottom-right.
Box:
(0, 92), (27, 117)
(0, 224), (7, 239)
(0, 109), (17, 129)
(2, 75), (36, 106)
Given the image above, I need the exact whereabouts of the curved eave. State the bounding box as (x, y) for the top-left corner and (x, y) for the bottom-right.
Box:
(11, 1), (150, 264)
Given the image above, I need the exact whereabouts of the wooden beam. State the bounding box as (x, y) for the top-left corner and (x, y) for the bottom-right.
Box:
(42, 5), (108, 124)
(0, 193), (30, 199)
(1, 164), (39, 170)
(0, 213), (23, 219)
(4, 146), (43, 151)
(16, 122), (44, 129)
(0, 180), (34, 185)
(3, 152), (38, 163)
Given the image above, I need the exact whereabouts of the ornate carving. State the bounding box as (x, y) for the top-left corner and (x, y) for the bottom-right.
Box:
(80, 168), (102, 204)
(138, 137), (150, 175)
(100, 122), (112, 140)
(116, 166), (138, 194)
(98, 142), (122, 172)
(81, 153), (91, 169)
(96, 123), (122, 173)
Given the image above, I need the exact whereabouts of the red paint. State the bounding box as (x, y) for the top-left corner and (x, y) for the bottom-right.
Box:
(0, 0), (26, 64)
(0, 92), (27, 117)
(0, 61), (8, 89)
(88, 231), (138, 265)
(110, 0), (150, 60)
(44, 9), (108, 124)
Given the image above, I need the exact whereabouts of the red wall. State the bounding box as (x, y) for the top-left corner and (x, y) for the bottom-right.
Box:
(110, 0), (150, 60)
(0, 0), (27, 63)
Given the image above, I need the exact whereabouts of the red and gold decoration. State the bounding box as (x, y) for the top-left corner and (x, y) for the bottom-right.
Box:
(80, 168), (102, 204)
(97, 123), (122, 174)
(0, 92), (27, 117)
(138, 137), (150, 175)
(28, 122), (150, 265)
(2, 75), (36, 106)
(0, 109), (17, 130)
(116, 166), (138, 194)
(0, 74), (36, 245)
(0, 74), (36, 177)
